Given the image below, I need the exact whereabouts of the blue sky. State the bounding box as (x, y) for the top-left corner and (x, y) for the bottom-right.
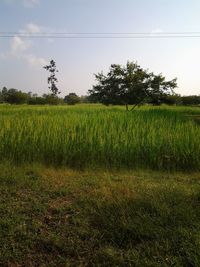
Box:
(1, 0), (200, 96)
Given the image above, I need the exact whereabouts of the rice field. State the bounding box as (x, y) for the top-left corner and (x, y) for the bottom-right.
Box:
(0, 104), (200, 171)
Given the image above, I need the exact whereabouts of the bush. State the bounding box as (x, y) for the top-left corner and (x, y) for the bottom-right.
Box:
(44, 94), (63, 105)
(64, 93), (80, 105)
(28, 97), (47, 105)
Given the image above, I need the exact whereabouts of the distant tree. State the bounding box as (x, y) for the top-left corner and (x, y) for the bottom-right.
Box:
(43, 60), (60, 96)
(0, 87), (8, 102)
(181, 95), (200, 106)
(2, 87), (8, 95)
(88, 61), (177, 110)
(159, 94), (182, 106)
(5, 89), (29, 104)
(80, 95), (90, 103)
(43, 94), (63, 105)
(28, 96), (47, 105)
(64, 93), (81, 105)
(27, 91), (32, 98)
(0, 92), (3, 103)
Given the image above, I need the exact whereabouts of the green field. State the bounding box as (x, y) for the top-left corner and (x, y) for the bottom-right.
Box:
(1, 104), (200, 171)
(1, 104), (200, 266)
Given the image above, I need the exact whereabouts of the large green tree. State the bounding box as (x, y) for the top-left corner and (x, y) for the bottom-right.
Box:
(88, 61), (177, 110)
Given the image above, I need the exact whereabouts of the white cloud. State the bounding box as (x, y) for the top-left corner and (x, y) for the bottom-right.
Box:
(19, 23), (43, 35)
(24, 23), (42, 34)
(11, 36), (31, 54)
(24, 54), (47, 67)
(6, 23), (47, 68)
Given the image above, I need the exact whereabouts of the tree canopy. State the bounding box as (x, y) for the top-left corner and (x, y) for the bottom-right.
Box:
(0, 88), (29, 104)
(88, 61), (177, 110)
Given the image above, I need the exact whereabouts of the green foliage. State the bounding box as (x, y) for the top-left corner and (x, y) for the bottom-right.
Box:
(0, 87), (65, 106)
(43, 60), (60, 96)
(28, 96), (47, 105)
(0, 93), (4, 103)
(181, 95), (200, 106)
(0, 105), (200, 171)
(160, 93), (182, 105)
(80, 95), (91, 103)
(0, 87), (7, 103)
(64, 92), (81, 105)
(88, 61), (177, 110)
(3, 88), (29, 104)
(43, 94), (61, 105)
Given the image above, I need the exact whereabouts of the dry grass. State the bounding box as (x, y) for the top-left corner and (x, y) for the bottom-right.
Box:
(1, 163), (200, 266)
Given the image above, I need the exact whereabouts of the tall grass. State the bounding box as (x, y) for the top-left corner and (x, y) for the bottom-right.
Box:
(0, 104), (200, 170)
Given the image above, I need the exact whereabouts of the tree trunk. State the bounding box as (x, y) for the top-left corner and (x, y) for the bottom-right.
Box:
(130, 103), (139, 111)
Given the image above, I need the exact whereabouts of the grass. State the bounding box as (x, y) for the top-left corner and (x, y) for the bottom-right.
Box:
(0, 163), (200, 266)
(1, 104), (200, 265)
(1, 104), (200, 171)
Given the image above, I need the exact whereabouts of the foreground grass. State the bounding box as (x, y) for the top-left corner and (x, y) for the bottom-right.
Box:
(1, 163), (200, 266)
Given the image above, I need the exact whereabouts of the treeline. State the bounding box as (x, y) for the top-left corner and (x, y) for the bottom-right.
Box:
(2, 60), (200, 107)
(0, 87), (89, 105)
(1, 86), (200, 106)
(149, 94), (200, 106)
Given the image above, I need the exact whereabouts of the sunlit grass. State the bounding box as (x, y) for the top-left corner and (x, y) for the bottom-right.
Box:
(1, 104), (200, 170)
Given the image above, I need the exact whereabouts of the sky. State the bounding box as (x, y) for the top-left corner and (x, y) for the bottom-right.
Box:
(1, 0), (200, 96)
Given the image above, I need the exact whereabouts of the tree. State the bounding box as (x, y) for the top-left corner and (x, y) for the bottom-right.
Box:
(0, 92), (3, 103)
(5, 89), (29, 104)
(64, 93), (81, 105)
(0, 87), (8, 103)
(44, 94), (62, 105)
(2, 87), (8, 96)
(88, 61), (177, 110)
(181, 95), (200, 106)
(43, 60), (60, 96)
(80, 95), (90, 103)
(159, 94), (182, 106)
(28, 96), (47, 105)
